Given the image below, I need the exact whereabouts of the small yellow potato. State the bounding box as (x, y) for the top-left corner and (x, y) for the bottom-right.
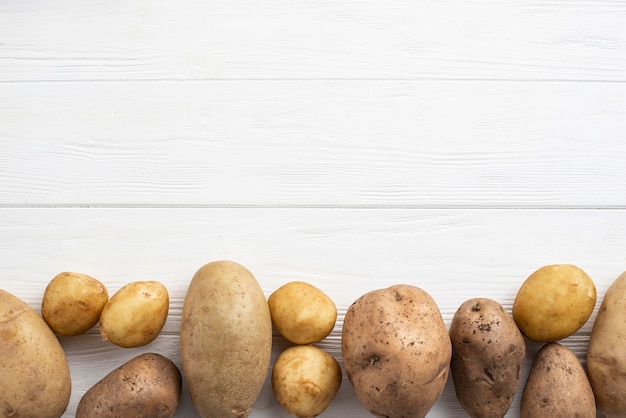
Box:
(587, 270), (626, 417)
(272, 345), (342, 418)
(76, 352), (182, 418)
(180, 260), (272, 418)
(512, 264), (596, 342)
(99, 280), (169, 348)
(41, 271), (109, 336)
(521, 342), (595, 417)
(0, 289), (72, 418)
(449, 298), (526, 418)
(342, 284), (451, 418)
(268, 281), (337, 344)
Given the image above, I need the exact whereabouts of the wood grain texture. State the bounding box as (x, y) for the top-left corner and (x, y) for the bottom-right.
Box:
(2, 81), (626, 208)
(1, 207), (622, 417)
(1, 0), (626, 81)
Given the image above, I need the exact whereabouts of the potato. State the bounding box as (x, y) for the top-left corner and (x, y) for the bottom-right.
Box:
(180, 260), (272, 418)
(41, 271), (108, 336)
(512, 264), (596, 342)
(342, 284), (451, 418)
(521, 342), (595, 417)
(99, 281), (169, 348)
(0, 289), (71, 418)
(272, 344), (342, 418)
(268, 281), (337, 344)
(76, 352), (182, 418)
(587, 270), (626, 417)
(449, 298), (526, 418)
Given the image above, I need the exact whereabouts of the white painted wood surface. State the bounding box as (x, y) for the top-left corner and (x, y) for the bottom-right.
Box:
(1, 1), (624, 417)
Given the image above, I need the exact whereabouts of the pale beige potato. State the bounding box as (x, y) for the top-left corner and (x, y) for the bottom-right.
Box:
(512, 264), (596, 342)
(272, 345), (342, 418)
(587, 270), (626, 417)
(268, 281), (337, 344)
(342, 284), (451, 418)
(99, 280), (169, 348)
(41, 271), (109, 336)
(521, 342), (595, 417)
(449, 298), (526, 418)
(180, 260), (272, 418)
(76, 352), (182, 418)
(0, 289), (72, 418)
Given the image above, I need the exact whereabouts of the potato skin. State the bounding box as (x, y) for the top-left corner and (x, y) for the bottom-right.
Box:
(587, 270), (626, 417)
(342, 284), (451, 418)
(41, 271), (108, 336)
(0, 289), (71, 418)
(449, 298), (525, 418)
(521, 342), (595, 418)
(76, 352), (182, 418)
(180, 260), (272, 418)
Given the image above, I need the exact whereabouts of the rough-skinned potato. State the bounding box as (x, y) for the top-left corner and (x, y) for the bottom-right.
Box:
(41, 271), (108, 336)
(99, 281), (169, 348)
(272, 344), (342, 418)
(180, 260), (272, 418)
(342, 284), (451, 418)
(268, 281), (337, 344)
(449, 298), (525, 418)
(512, 264), (596, 342)
(587, 270), (626, 417)
(0, 289), (72, 418)
(521, 342), (595, 418)
(76, 352), (182, 418)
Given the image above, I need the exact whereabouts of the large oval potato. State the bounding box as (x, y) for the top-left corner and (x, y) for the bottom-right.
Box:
(76, 352), (182, 418)
(449, 298), (525, 418)
(342, 284), (451, 418)
(587, 270), (626, 416)
(180, 260), (272, 418)
(521, 342), (595, 418)
(0, 289), (72, 418)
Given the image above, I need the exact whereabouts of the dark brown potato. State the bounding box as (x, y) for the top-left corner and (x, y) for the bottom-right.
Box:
(521, 342), (595, 418)
(76, 352), (182, 418)
(342, 284), (451, 418)
(449, 298), (525, 418)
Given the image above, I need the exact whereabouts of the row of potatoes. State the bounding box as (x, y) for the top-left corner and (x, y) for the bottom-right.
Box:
(1, 261), (625, 417)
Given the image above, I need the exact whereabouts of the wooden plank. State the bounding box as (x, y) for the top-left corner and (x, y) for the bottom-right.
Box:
(1, 0), (625, 81)
(1, 207), (622, 417)
(2, 81), (626, 207)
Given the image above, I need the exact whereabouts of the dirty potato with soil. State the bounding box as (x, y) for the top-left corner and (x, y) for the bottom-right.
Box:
(449, 298), (525, 418)
(342, 284), (451, 418)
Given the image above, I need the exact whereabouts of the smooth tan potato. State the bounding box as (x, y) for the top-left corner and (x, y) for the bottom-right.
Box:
(587, 270), (626, 417)
(342, 284), (451, 418)
(272, 345), (342, 418)
(99, 281), (169, 348)
(268, 281), (337, 344)
(41, 272), (108, 336)
(76, 352), (182, 418)
(521, 342), (595, 417)
(449, 298), (526, 418)
(512, 264), (596, 342)
(0, 289), (72, 418)
(180, 260), (272, 418)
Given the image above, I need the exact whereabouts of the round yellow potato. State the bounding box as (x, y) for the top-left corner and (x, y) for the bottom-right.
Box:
(180, 260), (272, 418)
(268, 281), (337, 344)
(512, 264), (596, 342)
(342, 284), (451, 418)
(521, 342), (595, 417)
(41, 271), (109, 336)
(1, 289), (72, 418)
(99, 281), (169, 348)
(587, 270), (626, 416)
(272, 345), (342, 418)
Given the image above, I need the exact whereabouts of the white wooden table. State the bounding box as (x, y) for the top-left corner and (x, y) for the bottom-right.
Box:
(1, 1), (625, 417)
